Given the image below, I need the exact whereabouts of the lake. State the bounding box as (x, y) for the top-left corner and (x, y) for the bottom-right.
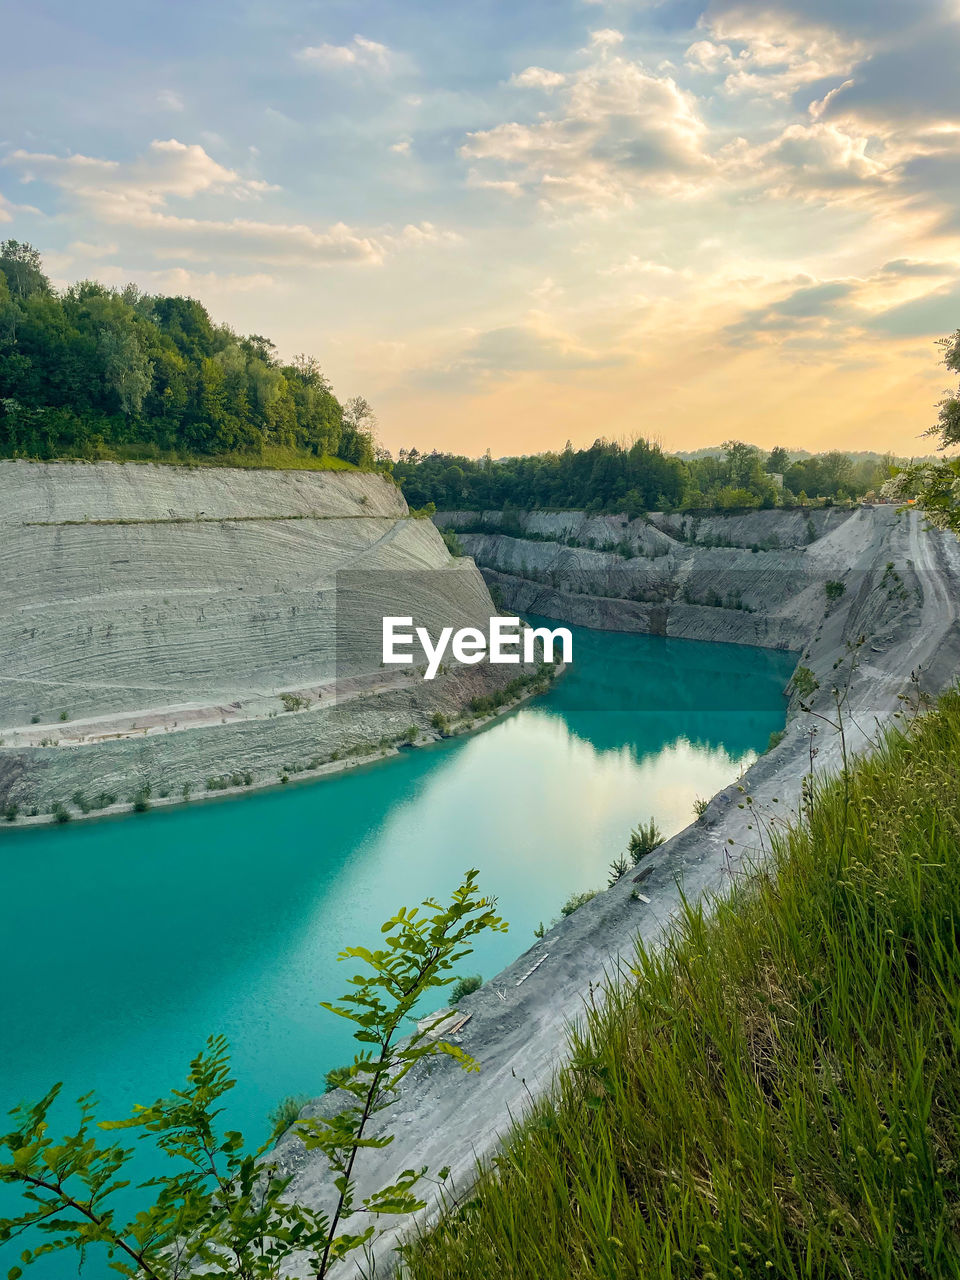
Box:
(0, 622), (794, 1272)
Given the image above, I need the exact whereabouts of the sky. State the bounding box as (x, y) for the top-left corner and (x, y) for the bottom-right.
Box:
(2, 0), (960, 458)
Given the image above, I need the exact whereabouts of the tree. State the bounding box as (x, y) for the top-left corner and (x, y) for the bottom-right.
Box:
(0, 872), (506, 1279)
(0, 240), (50, 300)
(883, 330), (960, 534)
(0, 245), (374, 468)
(722, 440), (762, 489)
(627, 818), (664, 864)
(766, 446), (790, 474)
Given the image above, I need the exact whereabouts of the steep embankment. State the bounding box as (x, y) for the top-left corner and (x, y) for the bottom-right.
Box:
(436, 506), (859, 649)
(276, 504), (960, 1278)
(0, 461), (516, 821)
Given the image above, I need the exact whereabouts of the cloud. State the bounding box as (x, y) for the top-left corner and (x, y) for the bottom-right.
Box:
(687, 10), (866, 100)
(510, 66), (567, 89)
(296, 35), (393, 73)
(5, 139), (273, 219)
(722, 277), (859, 345)
(419, 323), (622, 389)
(589, 28), (625, 47)
(722, 120), (890, 197)
(462, 50), (711, 207)
(0, 188), (43, 223)
(880, 259), (958, 279)
(866, 283), (960, 337)
(67, 240), (119, 258)
(770, 281), (854, 316)
(157, 89), (184, 112)
(2, 143), (459, 269)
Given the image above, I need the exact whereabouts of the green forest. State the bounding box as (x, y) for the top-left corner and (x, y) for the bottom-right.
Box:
(0, 241), (375, 468)
(3, 241), (951, 525)
(393, 438), (897, 514)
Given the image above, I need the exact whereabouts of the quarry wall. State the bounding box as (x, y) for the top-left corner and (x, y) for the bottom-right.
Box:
(0, 461), (520, 818)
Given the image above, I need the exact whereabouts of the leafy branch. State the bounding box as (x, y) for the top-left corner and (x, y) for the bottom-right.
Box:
(0, 870), (505, 1280)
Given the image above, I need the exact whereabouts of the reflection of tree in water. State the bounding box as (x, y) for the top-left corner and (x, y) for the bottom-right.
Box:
(526, 617), (794, 765)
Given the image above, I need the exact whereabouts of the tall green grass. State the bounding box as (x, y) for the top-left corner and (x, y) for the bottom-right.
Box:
(406, 689), (960, 1279)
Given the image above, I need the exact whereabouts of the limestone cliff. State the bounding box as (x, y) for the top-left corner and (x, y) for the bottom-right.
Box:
(0, 461), (517, 820)
(433, 504), (923, 654)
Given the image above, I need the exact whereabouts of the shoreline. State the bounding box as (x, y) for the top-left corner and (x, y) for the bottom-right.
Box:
(0, 664), (565, 832)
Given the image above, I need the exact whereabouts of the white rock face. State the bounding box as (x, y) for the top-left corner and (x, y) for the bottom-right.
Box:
(0, 462), (513, 816)
(434, 505), (881, 650)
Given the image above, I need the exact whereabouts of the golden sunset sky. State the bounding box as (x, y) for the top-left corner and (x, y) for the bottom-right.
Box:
(3, 0), (959, 456)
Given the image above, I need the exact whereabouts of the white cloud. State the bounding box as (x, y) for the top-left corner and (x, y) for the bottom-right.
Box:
(390, 138), (412, 155)
(464, 168), (523, 196)
(296, 34), (393, 73)
(5, 139), (274, 219)
(686, 11), (867, 100)
(722, 121), (890, 195)
(510, 66), (567, 89)
(0, 188), (42, 223)
(157, 89), (184, 112)
(67, 239), (118, 258)
(463, 52), (711, 208)
(3, 142), (460, 269)
(589, 28), (625, 47)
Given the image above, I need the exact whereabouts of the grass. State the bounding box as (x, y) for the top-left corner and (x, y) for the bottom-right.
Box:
(405, 687), (960, 1280)
(267, 1093), (311, 1138)
(451, 974), (483, 1003)
(5, 444), (362, 472)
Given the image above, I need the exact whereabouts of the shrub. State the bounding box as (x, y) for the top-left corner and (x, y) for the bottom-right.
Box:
(268, 1093), (311, 1138)
(30, 715), (40, 724)
(431, 711), (450, 734)
(767, 728), (786, 752)
(58, 711), (69, 722)
(132, 788), (151, 813)
(693, 796), (709, 819)
(824, 579), (846, 602)
(627, 818), (664, 865)
(561, 890), (598, 917)
(440, 527), (465, 557)
(279, 692), (308, 712)
(608, 856), (630, 886)
(3, 801), (19, 822)
(451, 974), (483, 1004)
(792, 664), (819, 699)
(52, 803), (71, 824)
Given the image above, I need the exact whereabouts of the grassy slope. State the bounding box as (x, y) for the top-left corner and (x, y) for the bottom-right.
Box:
(407, 690), (960, 1280)
(4, 444), (361, 472)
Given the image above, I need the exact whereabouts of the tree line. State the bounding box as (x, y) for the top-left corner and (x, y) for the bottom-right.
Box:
(0, 241), (376, 466)
(393, 437), (897, 515)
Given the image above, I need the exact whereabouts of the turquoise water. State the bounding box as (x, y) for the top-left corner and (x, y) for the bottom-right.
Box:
(0, 623), (794, 1271)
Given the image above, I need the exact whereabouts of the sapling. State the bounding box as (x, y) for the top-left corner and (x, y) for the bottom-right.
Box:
(0, 869), (505, 1280)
